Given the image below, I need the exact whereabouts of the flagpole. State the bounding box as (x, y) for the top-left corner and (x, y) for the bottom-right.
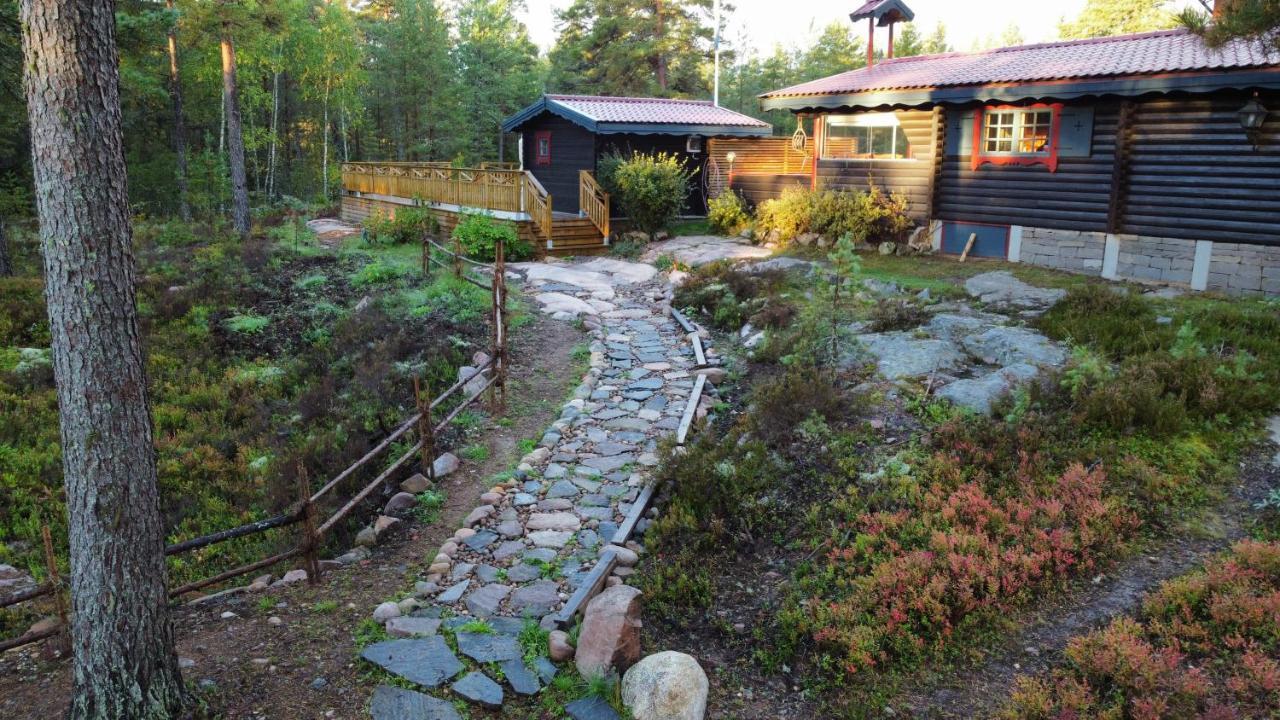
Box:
(713, 0), (721, 106)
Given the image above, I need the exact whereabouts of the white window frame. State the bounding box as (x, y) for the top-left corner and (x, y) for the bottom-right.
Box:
(822, 112), (913, 161)
(982, 108), (1054, 157)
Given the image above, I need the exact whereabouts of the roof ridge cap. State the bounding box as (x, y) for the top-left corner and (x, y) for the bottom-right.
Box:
(550, 94), (713, 105)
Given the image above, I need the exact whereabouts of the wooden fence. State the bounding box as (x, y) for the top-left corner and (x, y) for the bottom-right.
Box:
(0, 236), (511, 655)
(706, 137), (814, 198)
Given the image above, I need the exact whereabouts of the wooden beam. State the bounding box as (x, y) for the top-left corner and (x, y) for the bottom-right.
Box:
(689, 332), (706, 366)
(1107, 100), (1137, 234)
(677, 374), (707, 445)
(611, 483), (657, 547)
(959, 232), (978, 262)
(552, 547), (618, 628)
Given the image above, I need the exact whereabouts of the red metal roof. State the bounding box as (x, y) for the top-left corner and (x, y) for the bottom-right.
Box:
(546, 95), (771, 127)
(762, 29), (1280, 99)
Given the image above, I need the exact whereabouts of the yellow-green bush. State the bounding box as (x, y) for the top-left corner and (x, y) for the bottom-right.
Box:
(754, 186), (912, 245)
(707, 189), (751, 236)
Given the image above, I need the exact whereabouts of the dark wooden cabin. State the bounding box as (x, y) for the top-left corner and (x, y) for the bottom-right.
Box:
(502, 95), (772, 216)
(757, 12), (1280, 295)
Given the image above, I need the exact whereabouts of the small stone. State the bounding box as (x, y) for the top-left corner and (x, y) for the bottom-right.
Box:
(464, 505), (495, 527)
(369, 685), (462, 720)
(437, 580), (470, 604)
(384, 492), (418, 514)
(576, 585), (643, 678)
(452, 671), (504, 708)
(374, 515), (402, 539)
(456, 632), (522, 663)
(549, 630), (575, 662)
(529, 530), (574, 548)
(608, 545), (639, 567)
(465, 583), (511, 617)
(480, 492), (504, 505)
(501, 659), (542, 696)
(309, 677), (329, 690)
(220, 611), (239, 620)
(433, 452), (461, 477)
(621, 651), (709, 720)
(400, 474), (431, 494)
(508, 580), (561, 616)
(373, 602), (402, 622)
(527, 512), (582, 531)
(355, 527), (378, 547)
(267, 616), (283, 627)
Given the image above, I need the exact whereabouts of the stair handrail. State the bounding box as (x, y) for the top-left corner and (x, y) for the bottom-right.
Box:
(578, 170), (610, 241)
(522, 171), (554, 245)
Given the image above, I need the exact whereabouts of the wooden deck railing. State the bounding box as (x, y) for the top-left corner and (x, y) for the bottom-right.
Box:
(579, 170), (610, 241)
(342, 162), (525, 214)
(522, 171), (554, 244)
(343, 162), (553, 242)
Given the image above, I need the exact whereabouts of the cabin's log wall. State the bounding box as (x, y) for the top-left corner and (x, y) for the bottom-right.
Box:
(816, 109), (937, 221)
(936, 101), (1118, 232)
(521, 115), (597, 214)
(597, 133), (709, 214)
(1120, 92), (1280, 246)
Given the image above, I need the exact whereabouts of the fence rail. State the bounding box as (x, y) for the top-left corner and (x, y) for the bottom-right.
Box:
(0, 236), (512, 655)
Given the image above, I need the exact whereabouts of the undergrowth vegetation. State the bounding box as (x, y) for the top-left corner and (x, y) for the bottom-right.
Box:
(1001, 539), (1280, 719)
(647, 253), (1280, 717)
(0, 216), (501, 609)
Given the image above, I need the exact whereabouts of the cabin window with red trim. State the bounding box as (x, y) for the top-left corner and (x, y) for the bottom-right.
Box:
(972, 104), (1062, 171)
(535, 132), (552, 165)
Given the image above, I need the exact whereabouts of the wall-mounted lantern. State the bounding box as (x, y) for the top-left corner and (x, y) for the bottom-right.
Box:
(1238, 96), (1268, 149)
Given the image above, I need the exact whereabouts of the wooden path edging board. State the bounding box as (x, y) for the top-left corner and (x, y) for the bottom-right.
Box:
(552, 547), (619, 629)
(676, 374), (707, 445)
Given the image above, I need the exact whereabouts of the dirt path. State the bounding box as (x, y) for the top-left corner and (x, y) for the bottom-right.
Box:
(0, 312), (584, 720)
(899, 443), (1280, 719)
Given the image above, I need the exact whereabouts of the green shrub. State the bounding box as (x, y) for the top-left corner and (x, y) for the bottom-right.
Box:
(451, 212), (532, 262)
(707, 190), (750, 236)
(225, 314), (270, 334)
(754, 186), (912, 246)
(609, 238), (644, 259)
(1036, 285), (1172, 359)
(365, 207), (438, 246)
(0, 278), (50, 346)
(865, 297), (928, 332)
(350, 260), (408, 287)
(599, 151), (695, 241)
(674, 260), (790, 331)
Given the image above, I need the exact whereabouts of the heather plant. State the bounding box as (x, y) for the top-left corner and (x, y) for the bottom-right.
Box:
(1001, 540), (1280, 719)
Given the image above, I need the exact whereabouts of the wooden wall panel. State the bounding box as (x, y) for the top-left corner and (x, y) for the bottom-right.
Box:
(935, 101), (1119, 231)
(521, 114), (597, 214)
(1121, 92), (1280, 246)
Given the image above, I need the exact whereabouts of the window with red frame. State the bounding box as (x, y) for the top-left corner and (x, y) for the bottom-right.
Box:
(972, 104), (1062, 172)
(535, 131), (552, 165)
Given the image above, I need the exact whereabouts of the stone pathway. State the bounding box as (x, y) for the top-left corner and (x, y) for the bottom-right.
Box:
(360, 258), (720, 718)
(641, 234), (772, 267)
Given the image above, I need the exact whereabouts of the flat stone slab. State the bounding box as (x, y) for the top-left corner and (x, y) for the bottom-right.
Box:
(361, 637), (462, 688)
(529, 530), (574, 548)
(965, 271), (1067, 311)
(369, 685), (461, 720)
(385, 617), (442, 638)
(642, 235), (772, 267)
(852, 332), (966, 379)
(508, 580), (561, 616)
(576, 257), (659, 284)
(500, 658), (542, 696)
(452, 671), (503, 708)
(961, 326), (1067, 368)
(566, 696), (623, 720)
(436, 580), (470, 604)
(516, 264), (615, 293)
(937, 363), (1041, 415)
(526, 512), (582, 531)
(456, 632), (521, 663)
(465, 583), (511, 617)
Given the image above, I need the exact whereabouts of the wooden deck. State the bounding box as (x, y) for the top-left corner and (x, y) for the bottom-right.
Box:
(340, 162), (609, 256)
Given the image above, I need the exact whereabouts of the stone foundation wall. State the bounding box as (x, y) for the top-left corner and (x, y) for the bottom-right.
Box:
(1208, 242), (1280, 296)
(1019, 227), (1107, 274)
(943, 219), (1280, 297)
(1112, 234), (1196, 286)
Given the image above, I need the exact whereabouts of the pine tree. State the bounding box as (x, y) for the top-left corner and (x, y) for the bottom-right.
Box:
(1059, 0), (1178, 40)
(1181, 0), (1280, 51)
(19, 0), (189, 716)
(454, 0), (542, 163)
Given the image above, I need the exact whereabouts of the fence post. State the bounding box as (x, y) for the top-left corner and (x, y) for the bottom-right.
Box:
(421, 230), (430, 278)
(491, 236), (507, 411)
(40, 524), (69, 654)
(297, 464), (320, 585)
(452, 232), (463, 280)
(415, 376), (436, 484)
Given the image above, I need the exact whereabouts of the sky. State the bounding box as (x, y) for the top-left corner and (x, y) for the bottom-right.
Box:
(517, 0), (1200, 57)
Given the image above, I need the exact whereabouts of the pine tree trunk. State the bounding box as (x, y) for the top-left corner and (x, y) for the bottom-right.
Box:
(165, 0), (190, 221)
(0, 219), (11, 277)
(655, 0), (667, 91)
(18, 1), (188, 718)
(221, 30), (250, 239)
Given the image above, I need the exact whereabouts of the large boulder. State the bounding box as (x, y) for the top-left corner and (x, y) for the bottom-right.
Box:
(621, 651), (709, 720)
(961, 326), (1067, 368)
(964, 271), (1066, 312)
(575, 585), (643, 679)
(850, 332), (966, 379)
(936, 363), (1041, 415)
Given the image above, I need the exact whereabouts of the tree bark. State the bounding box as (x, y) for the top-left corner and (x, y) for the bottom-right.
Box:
(18, 1), (188, 718)
(267, 69), (280, 198)
(221, 29), (250, 239)
(0, 219), (11, 277)
(655, 0), (667, 91)
(322, 80), (330, 203)
(164, 0), (190, 221)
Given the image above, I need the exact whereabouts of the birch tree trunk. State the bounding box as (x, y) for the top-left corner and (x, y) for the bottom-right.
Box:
(322, 81), (330, 203)
(18, 1), (188, 717)
(268, 69), (280, 198)
(165, 0), (190, 221)
(221, 29), (250, 239)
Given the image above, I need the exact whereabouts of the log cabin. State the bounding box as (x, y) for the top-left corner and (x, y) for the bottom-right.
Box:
(757, 3), (1280, 295)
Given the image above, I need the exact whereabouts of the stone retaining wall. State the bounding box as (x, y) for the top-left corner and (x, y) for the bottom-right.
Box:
(952, 219), (1280, 297)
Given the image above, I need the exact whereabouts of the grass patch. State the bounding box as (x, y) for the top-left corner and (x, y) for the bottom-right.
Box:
(225, 313), (270, 334)
(459, 444), (489, 462)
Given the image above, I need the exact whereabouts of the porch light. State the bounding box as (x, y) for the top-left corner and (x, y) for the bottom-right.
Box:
(1238, 98), (1268, 131)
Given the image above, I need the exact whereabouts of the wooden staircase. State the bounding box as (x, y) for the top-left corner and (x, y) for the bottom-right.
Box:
(546, 214), (609, 257)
